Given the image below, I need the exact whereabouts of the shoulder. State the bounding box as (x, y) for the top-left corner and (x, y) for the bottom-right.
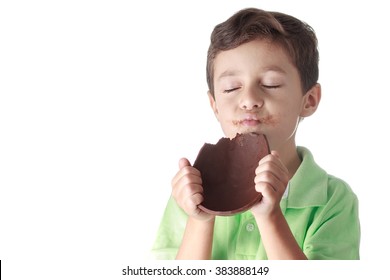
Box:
(326, 174), (358, 208)
(287, 147), (358, 208)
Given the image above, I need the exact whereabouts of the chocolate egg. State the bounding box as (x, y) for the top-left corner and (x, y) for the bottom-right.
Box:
(193, 133), (270, 216)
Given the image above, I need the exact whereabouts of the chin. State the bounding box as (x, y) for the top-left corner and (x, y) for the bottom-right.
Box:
(224, 127), (263, 139)
(240, 128), (264, 136)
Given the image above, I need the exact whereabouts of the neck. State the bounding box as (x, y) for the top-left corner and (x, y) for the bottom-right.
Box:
(277, 144), (301, 179)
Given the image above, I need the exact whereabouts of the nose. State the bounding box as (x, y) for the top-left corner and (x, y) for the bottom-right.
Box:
(239, 86), (263, 110)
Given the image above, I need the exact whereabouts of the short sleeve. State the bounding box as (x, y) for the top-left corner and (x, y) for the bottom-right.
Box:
(303, 178), (360, 260)
(150, 196), (188, 260)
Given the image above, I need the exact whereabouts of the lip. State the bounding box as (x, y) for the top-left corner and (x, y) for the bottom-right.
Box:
(240, 119), (260, 126)
(234, 115), (261, 126)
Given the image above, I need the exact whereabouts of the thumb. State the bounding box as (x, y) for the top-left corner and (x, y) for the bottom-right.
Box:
(178, 158), (191, 169)
(271, 150), (280, 158)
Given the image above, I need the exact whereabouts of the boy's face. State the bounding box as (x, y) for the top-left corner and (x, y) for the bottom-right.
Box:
(209, 39), (318, 151)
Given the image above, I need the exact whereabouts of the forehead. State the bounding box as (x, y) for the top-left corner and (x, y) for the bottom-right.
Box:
(213, 39), (296, 80)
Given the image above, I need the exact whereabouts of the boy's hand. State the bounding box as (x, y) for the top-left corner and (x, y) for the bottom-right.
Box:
(171, 158), (214, 221)
(251, 151), (290, 216)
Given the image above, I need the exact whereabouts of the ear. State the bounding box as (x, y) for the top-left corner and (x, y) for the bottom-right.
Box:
(300, 83), (321, 117)
(208, 91), (220, 120)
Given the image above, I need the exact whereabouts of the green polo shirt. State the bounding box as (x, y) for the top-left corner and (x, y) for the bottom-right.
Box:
(151, 147), (360, 260)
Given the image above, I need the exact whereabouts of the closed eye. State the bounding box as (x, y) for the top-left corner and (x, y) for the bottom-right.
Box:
(223, 87), (240, 93)
(262, 85), (280, 89)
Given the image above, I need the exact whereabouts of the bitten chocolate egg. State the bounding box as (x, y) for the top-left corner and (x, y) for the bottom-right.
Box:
(193, 133), (270, 216)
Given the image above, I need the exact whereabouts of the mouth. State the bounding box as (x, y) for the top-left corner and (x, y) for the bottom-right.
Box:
(233, 114), (274, 127)
(238, 119), (260, 126)
(231, 115), (275, 137)
(233, 115), (261, 127)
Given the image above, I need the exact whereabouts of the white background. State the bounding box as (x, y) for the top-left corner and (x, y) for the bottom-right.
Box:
(1, 0), (389, 279)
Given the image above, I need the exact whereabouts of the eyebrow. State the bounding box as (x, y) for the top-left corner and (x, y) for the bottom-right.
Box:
(217, 70), (242, 81)
(217, 66), (287, 81)
(262, 65), (287, 74)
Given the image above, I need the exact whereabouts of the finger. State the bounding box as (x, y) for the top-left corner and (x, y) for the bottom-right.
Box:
(271, 150), (280, 158)
(182, 187), (204, 213)
(255, 171), (278, 191)
(190, 192), (204, 207)
(258, 151), (289, 173)
(255, 182), (279, 204)
(255, 160), (289, 185)
(171, 165), (201, 188)
(174, 175), (203, 195)
(179, 158), (191, 169)
(255, 171), (287, 195)
(255, 161), (289, 182)
(187, 196), (213, 220)
(259, 152), (289, 174)
(172, 177), (203, 204)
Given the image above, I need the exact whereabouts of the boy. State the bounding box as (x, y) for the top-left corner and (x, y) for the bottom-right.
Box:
(152, 8), (360, 260)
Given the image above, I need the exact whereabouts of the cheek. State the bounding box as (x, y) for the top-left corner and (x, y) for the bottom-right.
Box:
(214, 99), (233, 117)
(267, 112), (299, 136)
(261, 114), (279, 127)
(280, 114), (301, 140)
(215, 110), (237, 138)
(278, 110), (300, 128)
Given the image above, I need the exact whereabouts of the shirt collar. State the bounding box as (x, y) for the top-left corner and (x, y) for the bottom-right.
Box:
(283, 147), (328, 208)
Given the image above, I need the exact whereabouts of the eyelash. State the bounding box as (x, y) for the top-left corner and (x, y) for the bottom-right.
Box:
(223, 85), (280, 93)
(262, 85), (280, 89)
(223, 87), (241, 93)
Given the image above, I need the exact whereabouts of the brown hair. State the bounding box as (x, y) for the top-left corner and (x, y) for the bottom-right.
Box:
(206, 8), (319, 98)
